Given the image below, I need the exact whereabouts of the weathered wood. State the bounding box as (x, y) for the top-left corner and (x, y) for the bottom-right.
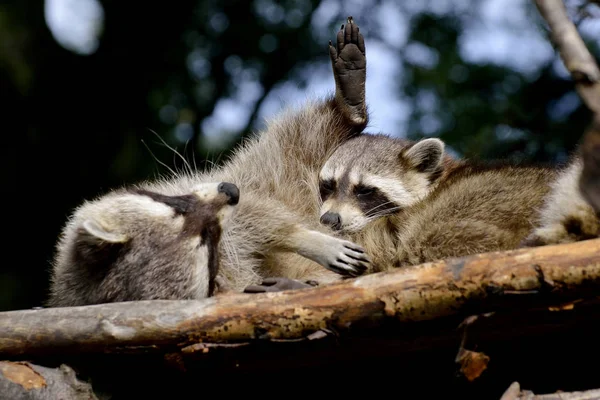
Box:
(0, 361), (98, 400)
(1, 238), (600, 359)
(501, 381), (600, 400)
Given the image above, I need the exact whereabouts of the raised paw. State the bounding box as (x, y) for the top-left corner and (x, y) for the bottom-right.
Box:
(244, 277), (317, 294)
(329, 16), (367, 124)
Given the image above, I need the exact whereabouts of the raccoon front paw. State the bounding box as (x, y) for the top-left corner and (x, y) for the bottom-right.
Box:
(315, 235), (369, 277)
(329, 16), (366, 124)
(331, 239), (370, 277)
(243, 277), (317, 293)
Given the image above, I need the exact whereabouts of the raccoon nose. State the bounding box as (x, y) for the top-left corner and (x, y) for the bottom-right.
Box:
(320, 212), (342, 230)
(218, 182), (240, 205)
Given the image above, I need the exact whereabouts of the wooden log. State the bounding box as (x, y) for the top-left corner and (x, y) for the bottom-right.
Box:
(1, 238), (600, 359)
(0, 361), (98, 400)
(501, 381), (600, 400)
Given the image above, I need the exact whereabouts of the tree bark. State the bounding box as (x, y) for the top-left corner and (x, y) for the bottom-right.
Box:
(0, 361), (98, 400)
(534, 0), (600, 114)
(534, 0), (600, 213)
(501, 381), (600, 400)
(1, 238), (600, 359)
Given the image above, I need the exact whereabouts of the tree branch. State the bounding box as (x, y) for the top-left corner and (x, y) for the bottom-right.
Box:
(535, 0), (600, 213)
(534, 0), (600, 114)
(1, 238), (600, 359)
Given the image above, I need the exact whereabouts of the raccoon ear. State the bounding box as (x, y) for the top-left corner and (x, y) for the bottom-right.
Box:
(402, 138), (445, 174)
(80, 219), (129, 244)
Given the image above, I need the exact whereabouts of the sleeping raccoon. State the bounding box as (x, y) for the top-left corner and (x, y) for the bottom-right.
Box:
(383, 162), (558, 267)
(48, 183), (239, 306)
(521, 155), (600, 247)
(317, 133), (557, 271)
(48, 16), (372, 305)
(318, 134), (460, 233)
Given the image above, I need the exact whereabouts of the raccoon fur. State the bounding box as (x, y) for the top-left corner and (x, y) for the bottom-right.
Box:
(319, 134), (460, 233)
(382, 162), (558, 267)
(318, 133), (558, 271)
(521, 155), (600, 247)
(48, 182), (239, 306)
(48, 17), (372, 305)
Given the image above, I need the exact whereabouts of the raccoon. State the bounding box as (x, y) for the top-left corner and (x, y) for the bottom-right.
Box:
(318, 134), (460, 233)
(49, 17), (372, 304)
(317, 134), (557, 271)
(521, 155), (600, 247)
(384, 162), (558, 267)
(48, 182), (239, 307)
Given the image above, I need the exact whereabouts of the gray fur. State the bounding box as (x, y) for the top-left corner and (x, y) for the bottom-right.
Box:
(522, 155), (600, 247)
(319, 134), (453, 233)
(48, 183), (236, 306)
(48, 17), (371, 306)
(346, 160), (558, 272)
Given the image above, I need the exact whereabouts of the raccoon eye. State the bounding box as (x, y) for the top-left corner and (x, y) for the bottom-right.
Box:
(319, 180), (335, 197)
(354, 185), (375, 197)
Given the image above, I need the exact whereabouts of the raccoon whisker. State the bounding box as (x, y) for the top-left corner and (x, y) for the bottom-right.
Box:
(365, 203), (402, 217)
(148, 128), (195, 176)
(366, 206), (403, 219)
(182, 139), (196, 177)
(141, 139), (178, 177)
(190, 142), (199, 174)
(364, 201), (398, 215)
(371, 208), (402, 218)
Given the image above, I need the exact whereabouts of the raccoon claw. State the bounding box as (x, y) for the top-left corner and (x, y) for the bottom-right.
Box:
(244, 277), (316, 293)
(297, 231), (370, 277)
(326, 239), (370, 277)
(331, 16), (365, 58)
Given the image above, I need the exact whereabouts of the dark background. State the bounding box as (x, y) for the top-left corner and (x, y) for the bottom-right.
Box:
(1, 0), (599, 312)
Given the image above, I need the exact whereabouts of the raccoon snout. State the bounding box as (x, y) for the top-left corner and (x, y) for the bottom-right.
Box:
(320, 212), (342, 230)
(218, 182), (240, 205)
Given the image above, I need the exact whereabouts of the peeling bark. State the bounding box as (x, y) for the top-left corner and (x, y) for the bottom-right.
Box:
(0, 361), (98, 400)
(501, 381), (600, 400)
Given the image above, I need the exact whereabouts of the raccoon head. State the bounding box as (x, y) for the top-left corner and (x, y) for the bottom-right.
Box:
(318, 135), (446, 233)
(49, 182), (239, 307)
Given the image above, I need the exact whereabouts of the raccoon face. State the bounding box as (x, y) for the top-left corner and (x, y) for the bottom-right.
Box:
(318, 136), (445, 233)
(56, 182), (239, 304)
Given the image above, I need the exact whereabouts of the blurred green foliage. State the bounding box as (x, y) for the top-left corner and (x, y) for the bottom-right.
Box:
(0, 0), (598, 311)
